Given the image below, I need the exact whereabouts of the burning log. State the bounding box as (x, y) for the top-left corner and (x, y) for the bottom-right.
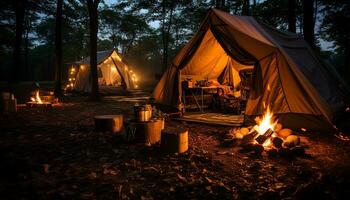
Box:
(94, 115), (123, 134)
(161, 128), (188, 154)
(241, 129), (259, 145)
(272, 137), (284, 149)
(255, 128), (274, 144)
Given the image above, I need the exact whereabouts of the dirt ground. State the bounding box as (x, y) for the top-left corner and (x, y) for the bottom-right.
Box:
(1, 95), (350, 200)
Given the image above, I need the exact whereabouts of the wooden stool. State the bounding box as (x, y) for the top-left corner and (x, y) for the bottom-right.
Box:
(94, 115), (123, 133)
(1, 92), (17, 112)
(161, 128), (188, 153)
(128, 119), (162, 145)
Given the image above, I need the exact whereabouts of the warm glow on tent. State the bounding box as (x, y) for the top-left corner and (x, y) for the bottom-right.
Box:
(70, 67), (75, 75)
(80, 65), (85, 70)
(111, 67), (116, 72)
(112, 53), (122, 61)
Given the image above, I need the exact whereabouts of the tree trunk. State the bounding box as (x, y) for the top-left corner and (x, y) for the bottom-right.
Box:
(161, 1), (174, 73)
(54, 0), (63, 97)
(215, 0), (227, 11)
(346, 38), (350, 86)
(242, 0), (250, 16)
(288, 0), (296, 33)
(252, 0), (257, 16)
(87, 0), (100, 101)
(303, 0), (315, 48)
(11, 0), (26, 84)
(24, 17), (30, 81)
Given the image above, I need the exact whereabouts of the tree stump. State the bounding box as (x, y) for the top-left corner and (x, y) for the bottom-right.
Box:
(129, 119), (162, 145)
(1, 92), (17, 112)
(94, 115), (123, 133)
(161, 128), (188, 154)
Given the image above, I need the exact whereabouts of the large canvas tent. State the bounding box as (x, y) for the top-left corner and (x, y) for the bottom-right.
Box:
(151, 9), (348, 131)
(71, 50), (135, 93)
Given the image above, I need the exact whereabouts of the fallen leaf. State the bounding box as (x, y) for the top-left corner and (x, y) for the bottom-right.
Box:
(205, 177), (213, 183)
(217, 151), (228, 155)
(177, 173), (187, 182)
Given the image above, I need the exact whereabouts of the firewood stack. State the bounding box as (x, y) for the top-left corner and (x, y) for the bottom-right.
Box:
(226, 123), (306, 157)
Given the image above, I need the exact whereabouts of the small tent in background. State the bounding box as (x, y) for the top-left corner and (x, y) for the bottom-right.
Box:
(67, 50), (138, 93)
(152, 8), (348, 131)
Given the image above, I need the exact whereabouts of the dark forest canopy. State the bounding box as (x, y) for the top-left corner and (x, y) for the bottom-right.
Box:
(0, 0), (349, 87)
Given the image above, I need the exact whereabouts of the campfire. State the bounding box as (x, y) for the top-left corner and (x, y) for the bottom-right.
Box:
(26, 90), (56, 108)
(228, 106), (305, 156)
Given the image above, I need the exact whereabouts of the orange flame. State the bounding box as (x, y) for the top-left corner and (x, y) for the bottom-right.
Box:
(257, 106), (278, 135)
(31, 90), (43, 104)
(255, 106), (278, 148)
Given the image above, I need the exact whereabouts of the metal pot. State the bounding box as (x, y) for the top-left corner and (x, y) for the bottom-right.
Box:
(137, 104), (152, 122)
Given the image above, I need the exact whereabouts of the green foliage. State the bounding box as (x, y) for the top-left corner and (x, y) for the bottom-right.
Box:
(0, 0), (348, 86)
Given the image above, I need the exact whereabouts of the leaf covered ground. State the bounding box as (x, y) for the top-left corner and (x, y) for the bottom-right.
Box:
(0, 95), (349, 199)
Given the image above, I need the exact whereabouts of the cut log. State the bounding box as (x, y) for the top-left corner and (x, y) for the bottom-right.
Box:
(255, 129), (274, 144)
(252, 143), (264, 154)
(94, 115), (123, 133)
(267, 148), (278, 157)
(241, 129), (259, 145)
(161, 128), (188, 154)
(129, 119), (162, 145)
(272, 137), (283, 149)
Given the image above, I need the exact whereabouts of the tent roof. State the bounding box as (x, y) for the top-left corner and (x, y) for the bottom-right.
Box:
(76, 50), (121, 65)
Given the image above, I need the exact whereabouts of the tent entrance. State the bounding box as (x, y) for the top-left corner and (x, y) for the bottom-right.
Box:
(180, 29), (254, 114)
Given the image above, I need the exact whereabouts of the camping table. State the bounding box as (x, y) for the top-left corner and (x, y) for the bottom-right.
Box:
(182, 86), (218, 112)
